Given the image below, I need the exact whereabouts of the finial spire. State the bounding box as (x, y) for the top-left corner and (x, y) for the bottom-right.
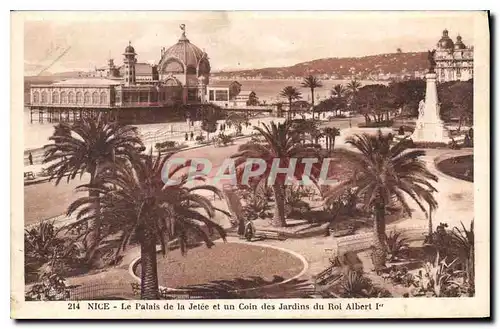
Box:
(179, 24), (188, 41)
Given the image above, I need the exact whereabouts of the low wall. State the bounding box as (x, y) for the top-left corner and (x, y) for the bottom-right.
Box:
(335, 223), (427, 256)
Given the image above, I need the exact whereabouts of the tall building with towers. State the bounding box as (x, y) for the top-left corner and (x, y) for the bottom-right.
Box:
(434, 29), (474, 83)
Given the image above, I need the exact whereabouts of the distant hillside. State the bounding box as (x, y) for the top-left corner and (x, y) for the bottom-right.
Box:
(212, 52), (428, 79)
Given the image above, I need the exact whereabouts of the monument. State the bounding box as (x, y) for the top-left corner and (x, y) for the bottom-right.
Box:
(411, 50), (450, 143)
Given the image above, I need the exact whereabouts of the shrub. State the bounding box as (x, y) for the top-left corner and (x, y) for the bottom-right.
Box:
(155, 140), (177, 150)
(408, 141), (448, 149)
(397, 125), (414, 135)
(195, 135), (206, 144)
(339, 270), (392, 298)
(284, 185), (311, 218)
(25, 273), (71, 301)
(412, 252), (466, 297)
(358, 120), (394, 128)
(383, 265), (417, 287)
(214, 133), (233, 147)
(241, 191), (272, 221)
(386, 231), (410, 261)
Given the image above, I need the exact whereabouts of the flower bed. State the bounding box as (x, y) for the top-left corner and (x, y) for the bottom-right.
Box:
(436, 154), (473, 182)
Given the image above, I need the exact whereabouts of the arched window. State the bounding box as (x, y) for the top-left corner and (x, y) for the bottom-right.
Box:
(68, 91), (75, 104)
(41, 91), (48, 104)
(76, 92), (83, 104)
(51, 91), (59, 104)
(164, 59), (184, 74)
(84, 92), (91, 104)
(100, 92), (107, 104)
(32, 91), (40, 104)
(60, 91), (68, 104)
(92, 92), (99, 104)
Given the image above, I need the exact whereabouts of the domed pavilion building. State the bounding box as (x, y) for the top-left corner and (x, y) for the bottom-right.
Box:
(28, 24), (259, 124)
(158, 26), (211, 103)
(434, 29), (474, 82)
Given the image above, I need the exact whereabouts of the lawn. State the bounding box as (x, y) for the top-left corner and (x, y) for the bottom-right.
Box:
(24, 175), (90, 225)
(135, 242), (304, 289)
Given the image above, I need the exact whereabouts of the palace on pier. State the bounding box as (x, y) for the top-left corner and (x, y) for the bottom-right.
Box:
(28, 25), (260, 123)
(434, 29), (474, 83)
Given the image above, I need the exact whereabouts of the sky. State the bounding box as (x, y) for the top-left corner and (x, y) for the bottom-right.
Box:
(23, 11), (479, 75)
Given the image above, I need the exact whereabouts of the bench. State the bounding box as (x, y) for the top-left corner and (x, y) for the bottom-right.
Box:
(254, 230), (287, 241)
(24, 171), (35, 180)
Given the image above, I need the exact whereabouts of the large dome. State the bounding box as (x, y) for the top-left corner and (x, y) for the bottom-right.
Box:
(437, 29), (454, 49)
(158, 27), (210, 76)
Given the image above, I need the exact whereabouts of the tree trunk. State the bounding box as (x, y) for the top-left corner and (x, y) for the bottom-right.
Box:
(272, 182), (286, 227)
(372, 203), (387, 271)
(428, 207), (433, 236)
(140, 226), (159, 300)
(457, 116), (463, 132)
(288, 98), (292, 120)
(85, 172), (102, 265)
(331, 136), (336, 150)
(311, 88), (315, 120)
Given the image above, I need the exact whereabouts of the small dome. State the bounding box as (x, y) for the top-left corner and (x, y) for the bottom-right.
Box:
(454, 35), (466, 50)
(158, 25), (210, 76)
(124, 41), (136, 54)
(437, 29), (454, 49)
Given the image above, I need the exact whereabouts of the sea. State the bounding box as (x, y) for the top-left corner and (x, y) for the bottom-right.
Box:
(23, 78), (386, 151)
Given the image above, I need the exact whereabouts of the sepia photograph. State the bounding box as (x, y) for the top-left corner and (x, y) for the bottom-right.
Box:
(10, 10), (490, 319)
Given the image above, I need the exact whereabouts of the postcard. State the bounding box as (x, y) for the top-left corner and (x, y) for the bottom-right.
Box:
(11, 11), (490, 319)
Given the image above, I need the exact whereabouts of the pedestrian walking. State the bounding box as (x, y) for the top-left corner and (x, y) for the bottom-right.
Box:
(28, 152), (33, 165)
(190, 131), (194, 140)
(185, 132), (188, 141)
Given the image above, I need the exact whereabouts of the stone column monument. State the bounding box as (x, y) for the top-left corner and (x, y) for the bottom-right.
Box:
(412, 50), (450, 143)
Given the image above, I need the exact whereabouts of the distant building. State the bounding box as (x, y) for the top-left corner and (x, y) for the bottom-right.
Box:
(434, 29), (474, 83)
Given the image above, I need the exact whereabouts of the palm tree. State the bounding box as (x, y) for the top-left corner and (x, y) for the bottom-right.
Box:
(279, 86), (302, 120)
(346, 79), (362, 122)
(331, 84), (348, 116)
(346, 79), (362, 97)
(68, 153), (227, 299)
(310, 129), (324, 145)
(301, 75), (323, 120)
(322, 127), (340, 151)
(43, 115), (144, 263)
(232, 121), (321, 227)
(324, 131), (438, 270)
(291, 119), (320, 145)
(331, 84), (347, 99)
(226, 112), (249, 134)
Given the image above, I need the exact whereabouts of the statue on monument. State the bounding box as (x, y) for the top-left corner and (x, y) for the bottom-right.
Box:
(418, 99), (425, 117)
(427, 49), (437, 73)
